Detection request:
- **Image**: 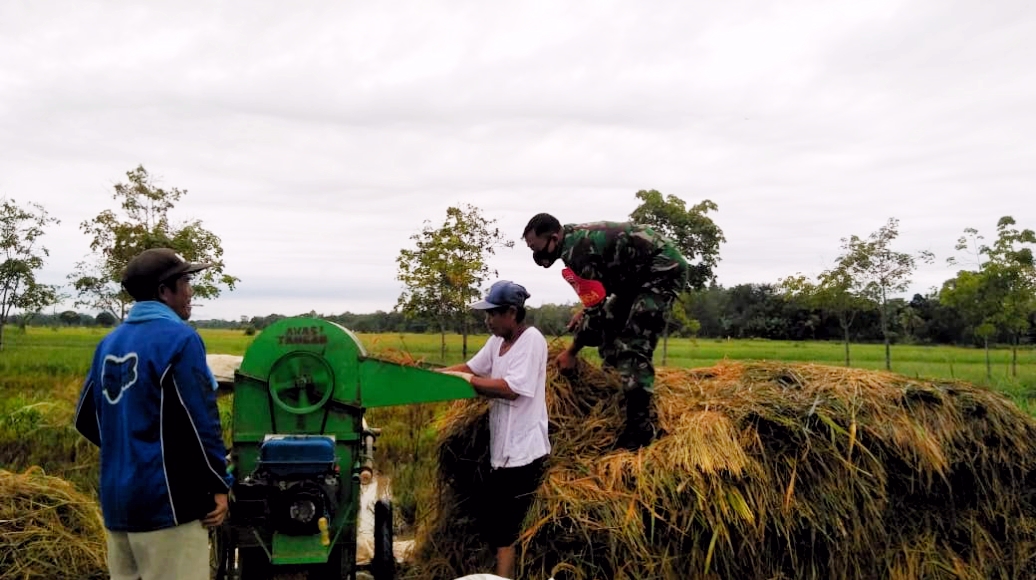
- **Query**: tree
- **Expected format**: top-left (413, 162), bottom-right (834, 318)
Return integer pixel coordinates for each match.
top-left (897, 303), bottom-right (925, 343)
top-left (779, 267), bottom-right (871, 366)
top-left (667, 292), bottom-right (701, 338)
top-left (0, 198), bottom-right (60, 350)
top-left (840, 218), bottom-right (933, 370)
top-left (722, 283), bottom-right (791, 339)
top-left (943, 228), bottom-right (998, 376)
top-left (95, 311), bottom-right (118, 327)
top-left (944, 216), bottom-right (1036, 377)
top-left (69, 165), bottom-right (239, 320)
top-left (940, 270), bottom-right (999, 378)
top-left (684, 285), bottom-right (728, 338)
top-left (906, 292), bottom-right (967, 345)
top-left (527, 303), bottom-right (579, 338)
top-left (395, 204), bottom-right (513, 361)
top-left (983, 217), bottom-right (1036, 377)
top-left (15, 283), bottom-right (61, 331)
top-left (629, 189), bottom-right (725, 289)
top-left (59, 310), bottom-right (81, 326)
top-left (629, 189), bottom-right (725, 362)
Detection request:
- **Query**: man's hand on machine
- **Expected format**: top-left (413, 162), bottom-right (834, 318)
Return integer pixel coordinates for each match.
top-left (440, 370), bottom-right (474, 383)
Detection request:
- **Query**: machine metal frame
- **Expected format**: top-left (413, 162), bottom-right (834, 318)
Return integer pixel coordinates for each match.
top-left (210, 318), bottom-right (475, 579)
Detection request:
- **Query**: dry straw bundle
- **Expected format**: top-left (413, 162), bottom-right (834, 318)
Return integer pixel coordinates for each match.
top-left (410, 354), bottom-right (1036, 580)
top-left (0, 467), bottom-right (106, 580)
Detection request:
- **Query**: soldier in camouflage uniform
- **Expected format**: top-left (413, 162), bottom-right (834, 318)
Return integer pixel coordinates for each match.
top-left (523, 213), bottom-right (688, 450)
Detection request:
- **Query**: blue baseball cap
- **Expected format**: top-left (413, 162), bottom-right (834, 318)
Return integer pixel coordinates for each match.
top-left (470, 280), bottom-right (531, 310)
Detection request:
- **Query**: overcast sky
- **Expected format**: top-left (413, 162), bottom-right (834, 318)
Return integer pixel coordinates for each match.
top-left (2, 0), bottom-right (1033, 321)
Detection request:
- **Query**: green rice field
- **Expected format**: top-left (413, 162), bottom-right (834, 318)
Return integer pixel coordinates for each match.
top-left (3, 325), bottom-right (1034, 409)
top-left (1, 324), bottom-right (1033, 517)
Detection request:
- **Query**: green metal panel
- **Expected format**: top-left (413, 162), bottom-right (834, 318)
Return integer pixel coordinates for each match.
top-left (230, 318), bottom-right (364, 571)
top-left (236, 318), bottom-right (365, 408)
top-left (271, 533), bottom-right (329, 565)
top-left (359, 358), bottom-right (477, 408)
top-left (232, 318), bottom-right (365, 478)
top-left (228, 317), bottom-right (477, 573)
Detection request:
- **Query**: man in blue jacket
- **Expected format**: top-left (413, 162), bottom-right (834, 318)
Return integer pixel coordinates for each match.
top-left (74, 248), bottom-right (232, 580)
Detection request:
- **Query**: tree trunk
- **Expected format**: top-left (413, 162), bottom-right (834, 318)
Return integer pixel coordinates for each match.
top-left (439, 320), bottom-right (447, 362)
top-left (984, 336), bottom-right (991, 380)
top-left (842, 321), bottom-right (851, 367)
top-left (880, 294), bottom-right (891, 371)
top-left (1012, 334), bottom-right (1018, 378)
top-left (462, 317), bottom-right (469, 360)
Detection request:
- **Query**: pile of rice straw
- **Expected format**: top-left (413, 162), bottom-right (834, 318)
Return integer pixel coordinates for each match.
top-left (0, 467), bottom-right (106, 580)
top-left (408, 353), bottom-right (1036, 580)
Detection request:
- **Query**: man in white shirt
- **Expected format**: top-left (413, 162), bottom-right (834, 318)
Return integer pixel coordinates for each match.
top-left (441, 280), bottom-right (551, 579)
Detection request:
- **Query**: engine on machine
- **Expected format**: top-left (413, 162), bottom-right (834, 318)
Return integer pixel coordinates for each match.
top-left (234, 435), bottom-right (341, 539)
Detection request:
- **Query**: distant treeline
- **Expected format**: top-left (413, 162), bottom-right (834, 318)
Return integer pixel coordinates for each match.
top-left (22, 283), bottom-right (1036, 348)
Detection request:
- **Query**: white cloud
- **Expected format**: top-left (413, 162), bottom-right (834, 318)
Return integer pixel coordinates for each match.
top-left (1, 0), bottom-right (1033, 320)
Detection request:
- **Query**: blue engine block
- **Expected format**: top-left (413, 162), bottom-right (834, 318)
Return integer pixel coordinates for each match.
top-left (258, 435), bottom-right (337, 478)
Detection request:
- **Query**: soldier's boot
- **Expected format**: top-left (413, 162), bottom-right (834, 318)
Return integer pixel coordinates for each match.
top-left (615, 389), bottom-right (659, 451)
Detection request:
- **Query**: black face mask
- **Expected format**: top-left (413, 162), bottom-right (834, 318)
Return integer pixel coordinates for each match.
top-left (532, 237), bottom-right (560, 268)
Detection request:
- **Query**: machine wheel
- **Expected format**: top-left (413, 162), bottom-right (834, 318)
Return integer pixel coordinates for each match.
top-left (209, 525), bottom-right (232, 580)
top-left (372, 499), bottom-right (395, 580)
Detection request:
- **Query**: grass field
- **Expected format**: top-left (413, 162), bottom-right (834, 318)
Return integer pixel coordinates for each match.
top-left (2, 324), bottom-right (1034, 523)
top-left (3, 325), bottom-right (1034, 417)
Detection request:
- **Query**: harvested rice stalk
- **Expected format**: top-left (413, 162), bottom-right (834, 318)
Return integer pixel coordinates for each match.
top-left (0, 467), bottom-right (106, 580)
top-left (409, 356), bottom-right (1036, 580)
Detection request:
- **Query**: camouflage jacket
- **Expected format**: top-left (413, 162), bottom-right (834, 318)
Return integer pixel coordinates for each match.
top-left (558, 221), bottom-right (687, 299)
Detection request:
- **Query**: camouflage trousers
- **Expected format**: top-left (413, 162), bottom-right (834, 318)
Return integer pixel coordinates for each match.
top-left (576, 275), bottom-right (683, 395)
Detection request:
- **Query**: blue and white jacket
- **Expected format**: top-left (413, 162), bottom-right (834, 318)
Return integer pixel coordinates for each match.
top-left (74, 301), bottom-right (233, 532)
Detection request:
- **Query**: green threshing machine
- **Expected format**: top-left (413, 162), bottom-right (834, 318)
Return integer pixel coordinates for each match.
top-left (210, 318), bottom-right (476, 579)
